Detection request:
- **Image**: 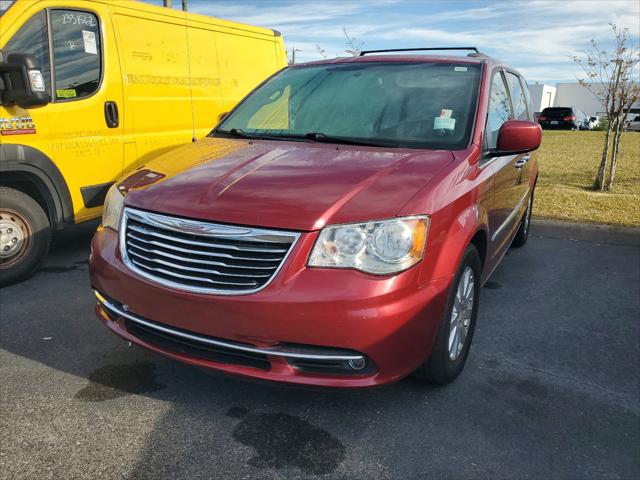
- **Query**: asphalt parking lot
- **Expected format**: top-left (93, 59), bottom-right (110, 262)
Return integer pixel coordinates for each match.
top-left (1, 221), bottom-right (638, 480)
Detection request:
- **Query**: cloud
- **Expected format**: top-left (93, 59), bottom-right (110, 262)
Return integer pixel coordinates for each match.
top-left (156, 0), bottom-right (640, 83)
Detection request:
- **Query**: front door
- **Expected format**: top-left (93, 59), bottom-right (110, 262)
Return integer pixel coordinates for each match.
top-left (484, 69), bottom-right (529, 254)
top-left (45, 5), bottom-right (124, 222)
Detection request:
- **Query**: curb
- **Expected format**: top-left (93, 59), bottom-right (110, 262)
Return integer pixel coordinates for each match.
top-left (531, 219), bottom-right (640, 247)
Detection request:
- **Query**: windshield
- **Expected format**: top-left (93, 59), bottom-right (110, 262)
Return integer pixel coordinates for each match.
top-left (0, 1), bottom-right (14, 16)
top-left (214, 62), bottom-right (481, 150)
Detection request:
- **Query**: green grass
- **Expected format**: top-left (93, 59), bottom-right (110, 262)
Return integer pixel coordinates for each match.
top-left (533, 130), bottom-right (640, 227)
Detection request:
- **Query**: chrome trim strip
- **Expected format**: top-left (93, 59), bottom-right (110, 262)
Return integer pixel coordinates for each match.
top-left (128, 224), bottom-right (289, 253)
top-left (128, 250), bottom-right (271, 278)
top-left (94, 291), bottom-right (364, 362)
top-left (127, 241), bottom-right (276, 270)
top-left (491, 187), bottom-right (531, 242)
top-left (119, 208), bottom-right (301, 296)
top-left (129, 258), bottom-right (259, 286)
top-left (126, 233), bottom-right (282, 262)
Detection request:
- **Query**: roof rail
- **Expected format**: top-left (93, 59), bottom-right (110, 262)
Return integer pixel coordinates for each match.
top-left (359, 47), bottom-right (480, 56)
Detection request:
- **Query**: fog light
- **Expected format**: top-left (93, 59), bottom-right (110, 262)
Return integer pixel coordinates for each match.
top-left (347, 358), bottom-right (366, 370)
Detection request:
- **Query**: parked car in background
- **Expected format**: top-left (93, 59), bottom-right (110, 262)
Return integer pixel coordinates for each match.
top-left (90, 47), bottom-right (541, 388)
top-left (580, 116), bottom-right (599, 130)
top-left (625, 115), bottom-right (640, 132)
top-left (0, 0), bottom-right (287, 286)
top-left (538, 107), bottom-right (587, 130)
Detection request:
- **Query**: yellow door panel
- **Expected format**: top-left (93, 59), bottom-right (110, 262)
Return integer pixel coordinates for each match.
top-left (214, 30), bottom-right (285, 116)
top-left (111, 5), bottom-right (193, 166)
top-left (186, 24), bottom-right (223, 140)
top-left (45, 5), bottom-right (124, 221)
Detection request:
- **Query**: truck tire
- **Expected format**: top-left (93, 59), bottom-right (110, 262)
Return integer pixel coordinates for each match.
top-left (0, 187), bottom-right (51, 287)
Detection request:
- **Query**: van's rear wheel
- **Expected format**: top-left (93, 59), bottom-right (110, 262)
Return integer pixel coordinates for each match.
top-left (511, 189), bottom-right (534, 248)
top-left (0, 187), bottom-right (51, 287)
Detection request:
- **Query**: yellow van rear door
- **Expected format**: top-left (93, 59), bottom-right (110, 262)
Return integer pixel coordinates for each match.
top-left (45, 6), bottom-right (125, 222)
top-left (111, 4), bottom-right (193, 166)
top-left (212, 27), bottom-right (285, 114)
top-left (185, 18), bottom-right (222, 140)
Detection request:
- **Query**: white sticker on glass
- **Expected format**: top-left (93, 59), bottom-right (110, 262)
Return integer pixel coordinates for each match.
top-left (82, 30), bottom-right (97, 55)
top-left (434, 117), bottom-right (456, 130)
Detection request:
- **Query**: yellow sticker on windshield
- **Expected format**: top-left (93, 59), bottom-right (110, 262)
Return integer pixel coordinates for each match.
top-left (56, 89), bottom-right (77, 98)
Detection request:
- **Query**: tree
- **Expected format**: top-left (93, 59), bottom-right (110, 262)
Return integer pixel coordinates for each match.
top-left (316, 44), bottom-right (328, 59)
top-left (343, 28), bottom-right (364, 56)
top-left (573, 24), bottom-right (640, 191)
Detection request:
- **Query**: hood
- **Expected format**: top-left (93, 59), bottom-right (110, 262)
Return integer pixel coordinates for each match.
top-left (124, 138), bottom-right (453, 231)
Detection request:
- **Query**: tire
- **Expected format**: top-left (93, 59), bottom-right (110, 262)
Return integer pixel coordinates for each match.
top-left (414, 244), bottom-right (481, 384)
top-left (0, 187), bottom-right (51, 287)
top-left (511, 188), bottom-right (534, 248)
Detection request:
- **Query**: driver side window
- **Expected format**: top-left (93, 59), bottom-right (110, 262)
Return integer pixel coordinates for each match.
top-left (486, 71), bottom-right (513, 149)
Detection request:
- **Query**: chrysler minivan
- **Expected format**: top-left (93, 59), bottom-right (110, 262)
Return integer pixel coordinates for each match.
top-left (90, 48), bottom-right (541, 387)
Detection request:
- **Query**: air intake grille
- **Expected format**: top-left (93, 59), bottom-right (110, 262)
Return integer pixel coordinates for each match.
top-left (121, 208), bottom-right (299, 294)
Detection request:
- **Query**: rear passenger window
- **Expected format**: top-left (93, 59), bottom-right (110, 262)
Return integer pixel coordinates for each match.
top-left (486, 71), bottom-right (513, 149)
top-left (51, 10), bottom-right (101, 100)
top-left (506, 72), bottom-right (528, 120)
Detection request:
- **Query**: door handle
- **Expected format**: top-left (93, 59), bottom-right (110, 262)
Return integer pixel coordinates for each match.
top-left (104, 101), bottom-right (119, 128)
top-left (515, 155), bottom-right (530, 168)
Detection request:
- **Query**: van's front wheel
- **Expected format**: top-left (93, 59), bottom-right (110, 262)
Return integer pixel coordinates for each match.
top-left (0, 187), bottom-right (51, 287)
top-left (414, 244), bottom-right (481, 384)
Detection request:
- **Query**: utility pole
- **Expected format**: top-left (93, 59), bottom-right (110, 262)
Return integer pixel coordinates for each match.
top-left (291, 47), bottom-right (302, 65)
top-left (163, 0), bottom-right (172, 7)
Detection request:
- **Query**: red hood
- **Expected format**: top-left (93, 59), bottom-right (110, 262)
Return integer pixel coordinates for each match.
top-left (124, 138), bottom-right (453, 231)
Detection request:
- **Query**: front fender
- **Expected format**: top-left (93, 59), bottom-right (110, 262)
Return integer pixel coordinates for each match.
top-left (420, 200), bottom-right (489, 287)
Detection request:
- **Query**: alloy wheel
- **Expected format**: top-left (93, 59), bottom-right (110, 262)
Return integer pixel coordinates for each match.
top-left (448, 266), bottom-right (475, 360)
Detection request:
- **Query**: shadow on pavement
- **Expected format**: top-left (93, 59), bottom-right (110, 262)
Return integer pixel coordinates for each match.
top-left (0, 232), bottom-right (639, 479)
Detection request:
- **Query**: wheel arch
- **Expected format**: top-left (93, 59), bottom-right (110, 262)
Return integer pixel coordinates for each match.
top-left (422, 203), bottom-right (490, 285)
top-left (0, 144), bottom-right (73, 230)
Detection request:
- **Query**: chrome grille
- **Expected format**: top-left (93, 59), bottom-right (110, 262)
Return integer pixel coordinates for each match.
top-left (120, 208), bottom-right (300, 294)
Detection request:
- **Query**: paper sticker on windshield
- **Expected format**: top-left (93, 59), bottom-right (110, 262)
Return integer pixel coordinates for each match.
top-left (455, 66), bottom-right (468, 72)
top-left (82, 30), bottom-right (97, 55)
top-left (56, 89), bottom-right (77, 98)
top-left (440, 109), bottom-right (453, 118)
top-left (434, 117), bottom-right (456, 130)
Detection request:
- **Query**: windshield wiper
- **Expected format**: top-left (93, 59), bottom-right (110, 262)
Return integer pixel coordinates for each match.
top-left (214, 128), bottom-right (262, 139)
top-left (302, 132), bottom-right (400, 148)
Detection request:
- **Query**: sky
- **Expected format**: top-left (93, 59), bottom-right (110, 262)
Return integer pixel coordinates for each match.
top-left (145, 0), bottom-right (640, 85)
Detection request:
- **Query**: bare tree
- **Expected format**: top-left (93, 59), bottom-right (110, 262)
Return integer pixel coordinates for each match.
top-left (573, 24), bottom-right (640, 191)
top-left (343, 27), bottom-right (364, 56)
top-left (316, 44), bottom-right (328, 59)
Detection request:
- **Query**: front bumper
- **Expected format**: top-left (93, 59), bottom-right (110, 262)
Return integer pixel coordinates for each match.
top-left (89, 226), bottom-right (450, 387)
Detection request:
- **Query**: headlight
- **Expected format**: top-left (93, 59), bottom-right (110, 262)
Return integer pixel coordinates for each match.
top-left (102, 183), bottom-right (125, 231)
top-left (308, 216), bottom-right (429, 275)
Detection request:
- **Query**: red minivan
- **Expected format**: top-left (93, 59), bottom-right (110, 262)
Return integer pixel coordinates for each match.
top-left (89, 48), bottom-right (540, 387)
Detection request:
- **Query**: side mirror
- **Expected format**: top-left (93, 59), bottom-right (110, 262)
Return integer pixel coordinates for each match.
top-left (0, 53), bottom-right (50, 108)
top-left (493, 120), bottom-right (542, 156)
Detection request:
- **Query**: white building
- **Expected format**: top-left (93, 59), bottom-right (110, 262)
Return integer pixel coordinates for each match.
top-left (529, 82), bottom-right (640, 118)
top-left (529, 84), bottom-right (556, 112)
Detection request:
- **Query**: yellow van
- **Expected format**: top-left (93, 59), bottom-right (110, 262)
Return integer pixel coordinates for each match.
top-left (0, 0), bottom-right (287, 285)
